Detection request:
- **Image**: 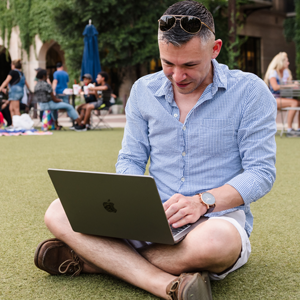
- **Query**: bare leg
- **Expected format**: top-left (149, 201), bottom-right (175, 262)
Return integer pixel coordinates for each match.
top-left (82, 104), bottom-right (94, 125)
top-left (9, 100), bottom-right (21, 123)
top-left (77, 104), bottom-right (89, 124)
top-left (277, 98), bottom-right (298, 128)
top-left (77, 103), bottom-right (85, 115)
top-left (45, 199), bottom-right (242, 299)
top-left (45, 199), bottom-right (175, 299)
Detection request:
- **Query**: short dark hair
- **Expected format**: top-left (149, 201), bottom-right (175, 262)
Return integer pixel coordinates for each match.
top-left (12, 59), bottom-right (22, 69)
top-left (159, 1), bottom-right (215, 47)
top-left (98, 71), bottom-right (108, 82)
top-left (36, 69), bottom-right (47, 80)
top-left (56, 62), bottom-right (63, 68)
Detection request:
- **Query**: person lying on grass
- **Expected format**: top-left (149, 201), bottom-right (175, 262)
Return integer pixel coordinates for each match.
top-left (34, 1), bottom-right (277, 299)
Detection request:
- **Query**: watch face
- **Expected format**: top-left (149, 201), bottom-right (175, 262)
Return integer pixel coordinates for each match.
top-left (202, 192), bottom-right (216, 205)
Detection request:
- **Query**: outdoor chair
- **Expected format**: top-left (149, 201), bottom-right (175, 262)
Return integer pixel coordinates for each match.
top-left (90, 103), bottom-right (112, 129)
top-left (278, 82), bottom-right (300, 137)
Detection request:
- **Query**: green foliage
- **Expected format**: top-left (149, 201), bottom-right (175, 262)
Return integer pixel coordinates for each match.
top-left (295, 0), bottom-right (300, 79)
top-left (284, 0), bottom-right (300, 79)
top-left (205, 0), bottom-right (250, 68)
top-left (284, 17), bottom-right (295, 43)
top-left (0, 0), bottom-right (251, 84)
top-left (0, 0), bottom-right (14, 53)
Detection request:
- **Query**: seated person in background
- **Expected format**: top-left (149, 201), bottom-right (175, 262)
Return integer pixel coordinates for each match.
top-left (34, 69), bottom-right (81, 130)
top-left (76, 74), bottom-right (96, 128)
top-left (34, 68), bottom-right (51, 87)
top-left (264, 52), bottom-right (300, 137)
top-left (75, 71), bottom-right (112, 131)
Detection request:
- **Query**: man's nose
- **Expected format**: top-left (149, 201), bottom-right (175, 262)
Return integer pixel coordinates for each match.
top-left (172, 68), bottom-right (187, 82)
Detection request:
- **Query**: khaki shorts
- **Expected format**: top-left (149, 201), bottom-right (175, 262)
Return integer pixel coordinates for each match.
top-left (128, 210), bottom-right (251, 281)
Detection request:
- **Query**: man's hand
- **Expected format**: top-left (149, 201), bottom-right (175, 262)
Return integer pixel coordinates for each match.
top-left (163, 193), bottom-right (207, 228)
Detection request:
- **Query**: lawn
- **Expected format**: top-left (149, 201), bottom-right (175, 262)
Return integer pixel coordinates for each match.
top-left (0, 130), bottom-right (299, 299)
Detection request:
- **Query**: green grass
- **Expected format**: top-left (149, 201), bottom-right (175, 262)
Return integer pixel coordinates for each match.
top-left (0, 132), bottom-right (299, 299)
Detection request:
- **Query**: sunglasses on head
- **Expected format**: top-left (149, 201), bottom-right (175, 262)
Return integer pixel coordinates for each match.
top-left (158, 15), bottom-right (215, 36)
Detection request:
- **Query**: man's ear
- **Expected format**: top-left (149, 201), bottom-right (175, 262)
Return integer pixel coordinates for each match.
top-left (212, 39), bottom-right (222, 59)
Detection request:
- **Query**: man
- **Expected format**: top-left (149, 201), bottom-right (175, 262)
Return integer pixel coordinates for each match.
top-left (34, 1), bottom-right (276, 299)
top-left (52, 62), bottom-right (69, 122)
top-left (52, 62), bottom-right (69, 102)
top-left (74, 71), bottom-right (112, 131)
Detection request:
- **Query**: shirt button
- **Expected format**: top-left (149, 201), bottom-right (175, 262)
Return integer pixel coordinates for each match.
top-left (182, 152), bottom-right (186, 156)
top-left (181, 177), bottom-right (185, 182)
top-left (174, 114), bottom-right (178, 117)
top-left (183, 126), bottom-right (186, 131)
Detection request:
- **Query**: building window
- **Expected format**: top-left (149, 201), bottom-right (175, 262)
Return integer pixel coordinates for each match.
top-left (149, 59), bottom-right (162, 73)
top-left (285, 0), bottom-right (295, 13)
top-left (238, 36), bottom-right (261, 78)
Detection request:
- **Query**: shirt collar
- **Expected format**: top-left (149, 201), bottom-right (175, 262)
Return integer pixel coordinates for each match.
top-left (154, 59), bottom-right (228, 101)
top-left (211, 59), bottom-right (227, 95)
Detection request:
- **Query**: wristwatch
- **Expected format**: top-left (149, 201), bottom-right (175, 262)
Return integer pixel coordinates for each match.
top-left (198, 192), bottom-right (216, 214)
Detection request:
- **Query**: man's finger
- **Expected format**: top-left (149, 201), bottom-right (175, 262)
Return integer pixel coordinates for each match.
top-left (165, 202), bottom-right (182, 220)
top-left (171, 214), bottom-right (195, 228)
top-left (167, 207), bottom-right (188, 224)
top-left (172, 213), bottom-right (201, 228)
top-left (163, 193), bottom-right (182, 211)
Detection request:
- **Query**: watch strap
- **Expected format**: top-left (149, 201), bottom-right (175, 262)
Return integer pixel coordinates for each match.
top-left (198, 193), bottom-right (216, 214)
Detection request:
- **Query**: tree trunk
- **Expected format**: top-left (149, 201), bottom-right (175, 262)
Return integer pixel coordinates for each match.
top-left (228, 0), bottom-right (236, 46)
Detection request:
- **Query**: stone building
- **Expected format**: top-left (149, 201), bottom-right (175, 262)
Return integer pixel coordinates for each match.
top-left (238, 0), bottom-right (296, 78)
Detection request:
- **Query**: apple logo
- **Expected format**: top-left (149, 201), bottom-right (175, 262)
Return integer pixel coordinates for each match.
top-left (103, 199), bottom-right (117, 213)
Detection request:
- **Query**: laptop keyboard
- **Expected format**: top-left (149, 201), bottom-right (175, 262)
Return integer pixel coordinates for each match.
top-left (170, 224), bottom-right (191, 237)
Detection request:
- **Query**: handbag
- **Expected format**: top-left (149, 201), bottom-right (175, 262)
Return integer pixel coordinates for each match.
top-left (42, 110), bottom-right (55, 131)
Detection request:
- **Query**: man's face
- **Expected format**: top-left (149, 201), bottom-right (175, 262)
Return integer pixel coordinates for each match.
top-left (97, 74), bottom-right (103, 84)
top-left (83, 78), bottom-right (91, 85)
top-left (159, 37), bottom-right (217, 95)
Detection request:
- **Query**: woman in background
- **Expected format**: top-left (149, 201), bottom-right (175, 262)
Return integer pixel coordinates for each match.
top-left (0, 59), bottom-right (30, 126)
top-left (264, 52), bottom-right (300, 135)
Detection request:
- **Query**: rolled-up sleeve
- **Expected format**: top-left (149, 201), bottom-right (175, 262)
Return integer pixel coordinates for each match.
top-left (115, 82), bottom-right (150, 175)
top-left (226, 79), bottom-right (277, 205)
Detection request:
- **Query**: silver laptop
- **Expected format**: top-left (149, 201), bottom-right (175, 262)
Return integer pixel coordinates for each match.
top-left (48, 169), bottom-right (207, 245)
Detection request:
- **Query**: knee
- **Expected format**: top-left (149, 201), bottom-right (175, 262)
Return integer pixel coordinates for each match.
top-left (44, 199), bottom-right (69, 237)
top-left (291, 100), bottom-right (298, 107)
top-left (188, 220), bottom-right (241, 270)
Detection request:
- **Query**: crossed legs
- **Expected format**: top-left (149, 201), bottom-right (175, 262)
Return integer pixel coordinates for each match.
top-left (77, 103), bottom-right (94, 126)
top-left (44, 199), bottom-right (242, 299)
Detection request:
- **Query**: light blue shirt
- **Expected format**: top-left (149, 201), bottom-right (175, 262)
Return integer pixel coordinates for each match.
top-left (116, 59), bottom-right (277, 237)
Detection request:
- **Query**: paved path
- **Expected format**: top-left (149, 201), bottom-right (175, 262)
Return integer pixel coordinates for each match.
top-left (32, 113), bottom-right (127, 129)
top-left (32, 111), bottom-right (296, 131)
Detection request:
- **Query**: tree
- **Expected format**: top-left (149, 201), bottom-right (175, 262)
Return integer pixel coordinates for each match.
top-left (0, 0), bottom-right (250, 92)
top-left (284, 0), bottom-right (300, 79)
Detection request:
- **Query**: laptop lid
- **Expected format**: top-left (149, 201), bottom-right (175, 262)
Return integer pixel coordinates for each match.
top-left (48, 169), bottom-right (177, 245)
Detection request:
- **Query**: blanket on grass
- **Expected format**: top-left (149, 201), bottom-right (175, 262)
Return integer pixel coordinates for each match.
top-left (0, 129), bottom-right (53, 136)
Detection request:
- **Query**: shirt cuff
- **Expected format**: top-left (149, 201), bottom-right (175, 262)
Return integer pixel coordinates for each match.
top-left (226, 172), bottom-right (263, 206)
